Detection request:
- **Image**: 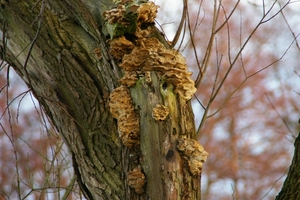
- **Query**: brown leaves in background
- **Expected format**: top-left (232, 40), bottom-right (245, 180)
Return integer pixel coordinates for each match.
top-left (0, 67), bottom-right (81, 199)
top-left (157, 0), bottom-right (300, 199)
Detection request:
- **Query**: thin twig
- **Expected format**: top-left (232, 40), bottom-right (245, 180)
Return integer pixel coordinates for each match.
top-left (196, 0), bottom-right (295, 136)
top-left (214, 0), bottom-right (241, 33)
top-left (23, 0), bottom-right (46, 89)
top-left (278, 3), bottom-right (300, 52)
top-left (195, 0), bottom-right (223, 88)
top-left (181, 0), bottom-right (205, 52)
top-left (265, 93), bottom-right (296, 138)
top-left (206, 32), bottom-right (298, 119)
top-left (186, 0), bottom-right (203, 80)
top-left (172, 0), bottom-right (188, 47)
top-left (197, 43), bottom-right (222, 136)
top-left (0, 90), bottom-right (31, 120)
top-left (261, 0), bottom-right (290, 24)
top-left (259, 168), bottom-right (289, 199)
top-left (4, 66), bottom-right (22, 199)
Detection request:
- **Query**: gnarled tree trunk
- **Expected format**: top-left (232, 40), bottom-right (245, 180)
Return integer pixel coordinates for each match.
top-left (0, 0), bottom-right (208, 199)
top-left (276, 132), bottom-right (300, 200)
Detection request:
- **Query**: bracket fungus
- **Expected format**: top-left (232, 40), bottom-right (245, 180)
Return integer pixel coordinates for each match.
top-left (119, 71), bottom-right (138, 87)
top-left (127, 168), bottom-right (146, 194)
top-left (109, 36), bottom-right (134, 60)
top-left (137, 2), bottom-right (159, 24)
top-left (177, 138), bottom-right (209, 176)
top-left (103, 5), bottom-right (126, 25)
top-left (120, 37), bottom-right (197, 100)
top-left (109, 86), bottom-right (140, 147)
top-left (103, 1), bottom-right (159, 39)
top-left (105, 1), bottom-right (196, 100)
top-left (152, 104), bottom-right (169, 121)
top-left (106, 0), bottom-right (197, 150)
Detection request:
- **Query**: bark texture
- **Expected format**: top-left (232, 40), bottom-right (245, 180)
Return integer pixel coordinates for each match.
top-left (276, 132), bottom-right (300, 200)
top-left (0, 0), bottom-right (203, 199)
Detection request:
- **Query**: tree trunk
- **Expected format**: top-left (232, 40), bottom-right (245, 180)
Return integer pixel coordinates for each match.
top-left (0, 0), bottom-right (208, 199)
top-left (276, 132), bottom-right (300, 200)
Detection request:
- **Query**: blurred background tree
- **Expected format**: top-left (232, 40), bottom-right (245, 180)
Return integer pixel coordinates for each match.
top-left (1, 0), bottom-right (300, 199)
top-left (156, 0), bottom-right (300, 199)
top-left (0, 67), bottom-right (83, 199)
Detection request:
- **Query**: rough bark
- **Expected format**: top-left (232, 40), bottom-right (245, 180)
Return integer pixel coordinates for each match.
top-left (276, 132), bottom-right (300, 200)
top-left (0, 0), bottom-right (204, 199)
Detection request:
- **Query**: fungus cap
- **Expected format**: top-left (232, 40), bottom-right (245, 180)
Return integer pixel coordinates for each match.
top-left (152, 104), bottom-right (169, 121)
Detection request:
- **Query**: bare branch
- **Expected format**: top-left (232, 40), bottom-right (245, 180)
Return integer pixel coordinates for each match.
top-left (197, 44), bottom-right (222, 136)
top-left (23, 0), bottom-right (46, 89)
top-left (196, 0), bottom-right (296, 136)
top-left (205, 32), bottom-right (298, 120)
top-left (172, 0), bottom-right (188, 47)
top-left (214, 0), bottom-right (241, 33)
top-left (259, 168), bottom-right (288, 200)
top-left (279, 3), bottom-right (300, 52)
top-left (265, 93), bottom-right (296, 138)
top-left (195, 0), bottom-right (222, 88)
top-left (261, 0), bottom-right (290, 24)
